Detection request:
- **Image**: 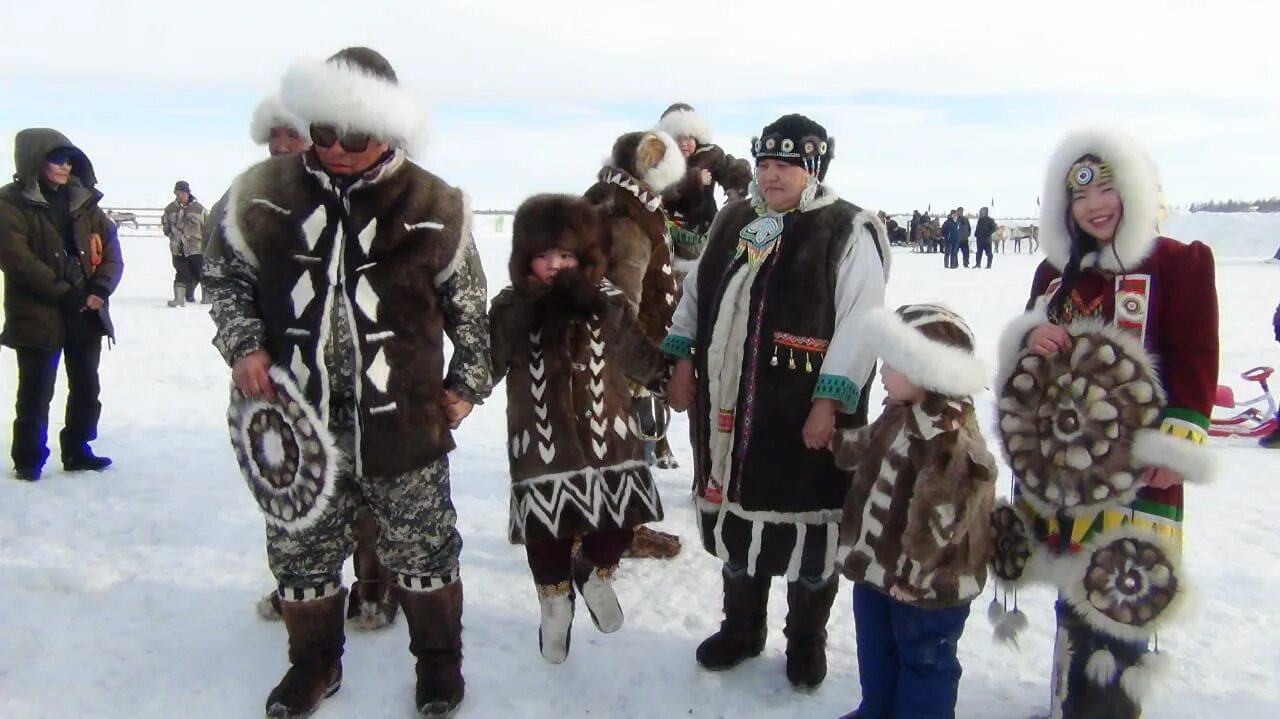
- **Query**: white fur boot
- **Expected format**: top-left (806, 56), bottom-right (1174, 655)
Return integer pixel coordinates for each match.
top-left (575, 564), bottom-right (623, 633)
top-left (537, 583), bottom-right (574, 664)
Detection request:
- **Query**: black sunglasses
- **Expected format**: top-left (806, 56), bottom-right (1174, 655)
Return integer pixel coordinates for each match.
top-left (309, 125), bottom-right (371, 153)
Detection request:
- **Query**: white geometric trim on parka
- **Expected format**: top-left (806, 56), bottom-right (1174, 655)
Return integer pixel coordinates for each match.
top-left (509, 460), bottom-right (662, 541)
top-left (860, 304), bottom-right (987, 398)
top-left (1038, 126), bottom-right (1164, 273)
top-left (231, 366), bottom-right (341, 536)
top-left (280, 57), bottom-right (429, 157)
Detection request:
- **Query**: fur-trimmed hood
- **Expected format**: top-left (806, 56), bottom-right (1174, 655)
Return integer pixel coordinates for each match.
top-left (509, 193), bottom-right (606, 294)
top-left (250, 94), bottom-right (305, 145)
top-left (656, 107), bottom-right (712, 144)
top-left (1039, 127), bottom-right (1164, 272)
top-left (280, 52), bottom-right (427, 157)
top-left (605, 130), bottom-right (685, 194)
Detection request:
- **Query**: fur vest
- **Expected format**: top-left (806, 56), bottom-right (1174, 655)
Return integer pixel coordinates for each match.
top-left (220, 150), bottom-right (472, 477)
top-left (585, 168), bottom-right (677, 344)
top-left (490, 276), bottom-right (668, 544)
top-left (832, 397), bottom-right (996, 608)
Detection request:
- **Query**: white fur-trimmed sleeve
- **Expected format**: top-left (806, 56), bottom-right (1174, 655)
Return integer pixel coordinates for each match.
top-left (820, 224), bottom-right (888, 409)
top-left (995, 299), bottom-right (1049, 391)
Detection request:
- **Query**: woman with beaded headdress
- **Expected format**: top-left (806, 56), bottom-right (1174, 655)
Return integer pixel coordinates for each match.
top-left (994, 128), bottom-right (1219, 719)
top-left (664, 113), bottom-right (890, 690)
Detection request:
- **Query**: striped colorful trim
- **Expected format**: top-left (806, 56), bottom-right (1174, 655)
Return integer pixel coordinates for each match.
top-left (813, 374), bottom-right (860, 413)
top-left (717, 410), bottom-right (735, 433)
top-left (773, 332), bottom-right (829, 353)
top-left (660, 334), bottom-right (694, 359)
top-left (1161, 407), bottom-right (1211, 433)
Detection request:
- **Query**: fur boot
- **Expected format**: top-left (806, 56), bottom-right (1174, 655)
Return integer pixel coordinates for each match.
top-left (346, 508), bottom-right (398, 630)
top-left (400, 581), bottom-right (466, 718)
top-left (258, 590), bottom-right (283, 621)
top-left (696, 565), bottom-right (770, 670)
top-left (265, 589), bottom-right (345, 719)
top-left (783, 576), bottom-right (839, 690)
top-left (572, 557), bottom-right (622, 633)
top-left (536, 582), bottom-right (575, 663)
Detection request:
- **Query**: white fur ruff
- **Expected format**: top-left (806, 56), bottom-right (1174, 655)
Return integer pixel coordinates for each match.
top-left (995, 301), bottom-right (1049, 391)
top-left (1038, 127), bottom-right (1164, 272)
top-left (656, 108), bottom-right (712, 143)
top-left (641, 131), bottom-right (687, 193)
top-left (250, 94), bottom-right (305, 145)
top-left (280, 58), bottom-right (428, 157)
top-left (1085, 648), bottom-right (1119, 685)
top-left (862, 306), bottom-right (987, 397)
top-left (1132, 428), bottom-right (1217, 484)
top-left (1119, 651), bottom-right (1170, 704)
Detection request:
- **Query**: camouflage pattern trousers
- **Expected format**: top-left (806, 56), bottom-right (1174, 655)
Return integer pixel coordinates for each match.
top-left (265, 317), bottom-right (462, 597)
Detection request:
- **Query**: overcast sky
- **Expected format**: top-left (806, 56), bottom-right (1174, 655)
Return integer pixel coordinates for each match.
top-left (2, 0), bottom-right (1277, 216)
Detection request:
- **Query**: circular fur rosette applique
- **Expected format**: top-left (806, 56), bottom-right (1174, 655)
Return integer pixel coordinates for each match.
top-left (227, 366), bottom-right (338, 533)
top-left (989, 500), bottom-right (1039, 587)
top-left (997, 320), bottom-right (1165, 518)
top-left (1060, 527), bottom-right (1183, 643)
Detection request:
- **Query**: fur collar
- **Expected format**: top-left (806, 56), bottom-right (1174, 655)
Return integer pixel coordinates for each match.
top-left (596, 167), bottom-right (664, 212)
top-left (1038, 127), bottom-right (1164, 272)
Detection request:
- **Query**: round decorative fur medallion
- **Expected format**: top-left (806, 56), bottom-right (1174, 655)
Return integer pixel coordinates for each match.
top-left (1061, 527), bottom-right (1183, 642)
top-left (990, 501), bottom-right (1035, 585)
top-left (227, 367), bottom-right (337, 533)
top-left (997, 320), bottom-right (1166, 517)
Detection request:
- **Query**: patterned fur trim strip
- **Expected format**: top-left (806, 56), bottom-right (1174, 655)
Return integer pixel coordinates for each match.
top-left (396, 570), bottom-right (460, 593)
top-left (509, 461), bottom-right (662, 542)
top-left (279, 580), bottom-right (343, 603)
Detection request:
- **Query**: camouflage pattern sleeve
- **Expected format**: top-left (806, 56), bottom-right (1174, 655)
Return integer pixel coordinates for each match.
top-left (204, 221), bottom-right (267, 366)
top-left (439, 239), bottom-right (493, 405)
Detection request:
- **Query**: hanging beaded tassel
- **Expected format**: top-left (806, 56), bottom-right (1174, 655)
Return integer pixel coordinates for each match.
top-left (770, 346), bottom-right (780, 367)
top-left (804, 352), bottom-right (813, 373)
top-left (788, 348), bottom-right (796, 370)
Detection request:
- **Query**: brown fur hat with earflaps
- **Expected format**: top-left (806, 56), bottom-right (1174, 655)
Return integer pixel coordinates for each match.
top-left (510, 193), bottom-right (607, 295)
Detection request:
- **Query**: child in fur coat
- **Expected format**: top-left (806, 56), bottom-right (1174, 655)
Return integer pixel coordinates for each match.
top-left (829, 304), bottom-right (997, 719)
top-left (489, 194), bottom-right (671, 664)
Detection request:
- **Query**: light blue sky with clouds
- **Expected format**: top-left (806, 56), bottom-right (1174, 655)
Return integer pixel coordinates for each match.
top-left (3, 0), bottom-right (1277, 216)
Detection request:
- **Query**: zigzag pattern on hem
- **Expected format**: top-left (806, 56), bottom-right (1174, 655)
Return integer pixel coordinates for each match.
top-left (509, 460), bottom-right (661, 542)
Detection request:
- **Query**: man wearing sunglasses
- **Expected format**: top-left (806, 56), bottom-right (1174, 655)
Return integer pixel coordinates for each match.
top-left (0, 129), bottom-right (124, 481)
top-left (204, 47), bottom-right (490, 719)
top-left (204, 94), bottom-right (399, 633)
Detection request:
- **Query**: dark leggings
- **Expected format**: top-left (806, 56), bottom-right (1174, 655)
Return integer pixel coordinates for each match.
top-left (525, 529), bottom-right (634, 585)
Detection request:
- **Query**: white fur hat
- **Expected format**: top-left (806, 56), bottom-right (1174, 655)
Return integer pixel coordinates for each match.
top-left (249, 94), bottom-right (305, 145)
top-left (863, 304), bottom-right (987, 397)
top-left (279, 47), bottom-right (427, 157)
top-left (657, 102), bottom-right (712, 144)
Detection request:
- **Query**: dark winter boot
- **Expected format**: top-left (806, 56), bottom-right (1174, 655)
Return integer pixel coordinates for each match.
top-left (265, 589), bottom-right (345, 719)
top-left (1260, 423), bottom-right (1280, 449)
top-left (13, 466), bottom-right (42, 481)
top-left (400, 581), bottom-right (466, 718)
top-left (536, 581), bottom-right (575, 663)
top-left (167, 283), bottom-right (186, 307)
top-left (696, 565), bottom-right (770, 671)
top-left (783, 575), bottom-right (839, 690)
top-left (61, 445), bottom-right (112, 472)
top-left (653, 436), bottom-right (680, 469)
top-left (347, 509), bottom-right (398, 630)
top-left (572, 555), bottom-right (623, 633)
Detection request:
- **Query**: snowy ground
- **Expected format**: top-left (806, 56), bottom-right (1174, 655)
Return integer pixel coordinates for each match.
top-left (1, 212), bottom-right (1277, 718)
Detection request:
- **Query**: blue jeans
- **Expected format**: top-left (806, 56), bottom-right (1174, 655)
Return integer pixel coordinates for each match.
top-left (851, 584), bottom-right (970, 719)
